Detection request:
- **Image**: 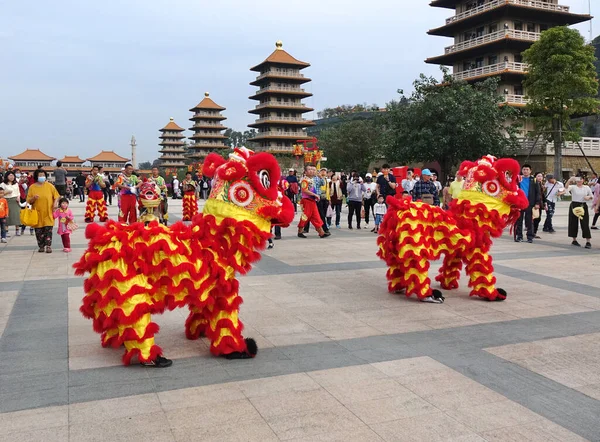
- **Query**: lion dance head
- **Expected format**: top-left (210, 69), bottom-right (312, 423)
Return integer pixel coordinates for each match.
top-left (455, 155), bottom-right (529, 229)
top-left (202, 147), bottom-right (295, 228)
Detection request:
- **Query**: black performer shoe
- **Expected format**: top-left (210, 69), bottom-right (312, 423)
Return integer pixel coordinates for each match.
top-left (141, 355), bottom-right (173, 368)
top-left (320, 232), bottom-right (331, 238)
top-left (572, 240), bottom-right (581, 247)
top-left (274, 235), bottom-right (282, 240)
top-left (298, 233), bottom-right (307, 238)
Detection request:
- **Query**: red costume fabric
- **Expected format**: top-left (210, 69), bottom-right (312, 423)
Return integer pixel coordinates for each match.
top-left (182, 191), bottom-right (198, 221)
top-left (119, 194), bottom-right (137, 224)
top-left (298, 199), bottom-right (322, 230)
top-left (84, 190), bottom-right (108, 223)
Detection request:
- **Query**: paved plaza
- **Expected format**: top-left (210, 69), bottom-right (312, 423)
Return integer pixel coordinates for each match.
top-left (1, 199), bottom-right (600, 441)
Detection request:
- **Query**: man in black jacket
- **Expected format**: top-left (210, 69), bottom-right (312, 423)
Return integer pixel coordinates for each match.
top-left (514, 164), bottom-right (542, 243)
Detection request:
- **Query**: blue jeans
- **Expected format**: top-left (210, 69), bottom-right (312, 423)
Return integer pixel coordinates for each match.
top-left (543, 201), bottom-right (556, 231)
top-left (0, 217), bottom-right (6, 239)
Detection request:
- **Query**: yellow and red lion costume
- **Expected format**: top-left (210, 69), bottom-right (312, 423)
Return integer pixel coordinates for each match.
top-left (74, 147), bottom-right (294, 365)
top-left (377, 155), bottom-right (528, 303)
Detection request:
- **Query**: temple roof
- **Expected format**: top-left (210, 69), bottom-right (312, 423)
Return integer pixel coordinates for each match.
top-left (250, 41), bottom-right (310, 72)
top-left (9, 149), bottom-right (56, 161)
top-left (160, 117), bottom-right (185, 131)
top-left (59, 155), bottom-right (85, 163)
top-left (87, 150), bottom-right (130, 162)
top-left (190, 93), bottom-right (226, 111)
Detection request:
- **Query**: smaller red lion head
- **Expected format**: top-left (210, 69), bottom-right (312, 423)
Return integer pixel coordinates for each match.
top-left (203, 147), bottom-right (294, 226)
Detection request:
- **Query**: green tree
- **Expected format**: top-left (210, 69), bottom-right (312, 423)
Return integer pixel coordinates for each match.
top-left (383, 73), bottom-right (520, 179)
top-left (137, 161), bottom-right (152, 170)
top-left (317, 103), bottom-right (379, 119)
top-left (523, 27), bottom-right (599, 178)
top-left (319, 118), bottom-right (384, 173)
top-left (224, 129), bottom-right (257, 147)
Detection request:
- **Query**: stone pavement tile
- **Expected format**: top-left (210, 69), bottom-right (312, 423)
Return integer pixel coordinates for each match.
top-left (346, 391), bottom-right (437, 425)
top-left (0, 387), bottom-right (68, 414)
top-left (69, 393), bottom-right (162, 424)
top-left (575, 383), bottom-right (600, 401)
top-left (69, 378), bottom-right (157, 405)
top-left (322, 377), bottom-right (413, 406)
top-left (2, 426), bottom-right (69, 442)
top-left (165, 398), bottom-right (262, 429)
top-left (371, 356), bottom-right (447, 379)
top-left (0, 405), bottom-right (68, 434)
top-left (171, 420), bottom-right (278, 442)
top-left (321, 325), bottom-right (381, 340)
top-left (69, 411), bottom-right (173, 442)
top-left (249, 387), bottom-right (340, 418)
top-left (445, 399), bottom-right (543, 433)
top-left (419, 316), bottom-right (480, 330)
top-left (423, 384), bottom-right (506, 412)
top-left (480, 419), bottom-right (588, 442)
top-left (265, 331), bottom-right (329, 347)
top-left (237, 372), bottom-right (321, 399)
top-left (308, 364), bottom-right (389, 388)
top-left (286, 427), bottom-right (384, 442)
top-left (461, 311), bottom-right (522, 324)
top-left (158, 383), bottom-right (246, 411)
top-left (370, 412), bottom-right (484, 442)
top-left (265, 406), bottom-right (366, 441)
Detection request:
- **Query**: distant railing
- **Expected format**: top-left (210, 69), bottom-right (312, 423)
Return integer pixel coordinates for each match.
top-left (445, 29), bottom-right (539, 54)
top-left (504, 94), bottom-right (530, 104)
top-left (255, 101), bottom-right (308, 109)
top-left (252, 131), bottom-right (307, 138)
top-left (255, 70), bottom-right (305, 80)
top-left (518, 137), bottom-right (600, 156)
top-left (256, 86), bottom-right (306, 94)
top-left (253, 117), bottom-right (309, 124)
top-left (452, 61), bottom-right (528, 81)
top-left (446, 0), bottom-right (570, 25)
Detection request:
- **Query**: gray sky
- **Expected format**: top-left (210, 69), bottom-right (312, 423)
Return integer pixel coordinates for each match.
top-left (0, 0), bottom-right (595, 163)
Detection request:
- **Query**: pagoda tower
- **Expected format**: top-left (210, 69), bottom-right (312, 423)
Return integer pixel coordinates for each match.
top-left (248, 41), bottom-right (315, 153)
top-left (158, 118), bottom-right (187, 168)
top-left (188, 92), bottom-right (228, 159)
top-left (426, 0), bottom-right (591, 106)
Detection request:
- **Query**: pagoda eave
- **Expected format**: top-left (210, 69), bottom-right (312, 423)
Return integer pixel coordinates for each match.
top-left (248, 106), bottom-right (313, 115)
top-left (159, 135), bottom-right (185, 140)
top-left (250, 76), bottom-right (311, 86)
top-left (248, 120), bottom-right (316, 129)
top-left (250, 134), bottom-right (309, 141)
top-left (248, 91), bottom-right (313, 100)
top-left (189, 145), bottom-right (228, 150)
top-left (189, 106), bottom-right (226, 112)
top-left (190, 115), bottom-right (227, 121)
top-left (426, 38), bottom-right (534, 66)
top-left (250, 61), bottom-right (310, 72)
top-left (189, 125), bottom-right (226, 131)
top-left (429, 0), bottom-right (456, 9)
top-left (428, 8), bottom-right (592, 37)
top-left (189, 134), bottom-right (228, 139)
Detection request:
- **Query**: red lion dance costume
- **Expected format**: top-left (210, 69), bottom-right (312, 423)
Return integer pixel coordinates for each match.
top-left (182, 179), bottom-right (198, 221)
top-left (74, 147), bottom-right (294, 367)
top-left (378, 155), bottom-right (528, 303)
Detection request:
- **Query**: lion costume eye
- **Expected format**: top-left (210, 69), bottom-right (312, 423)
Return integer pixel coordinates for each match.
top-left (259, 169), bottom-right (270, 189)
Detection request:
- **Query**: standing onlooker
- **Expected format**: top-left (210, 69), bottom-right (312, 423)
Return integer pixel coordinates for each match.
top-left (449, 173), bottom-right (464, 200)
top-left (590, 179), bottom-right (600, 230)
top-left (172, 176), bottom-right (180, 199)
top-left (27, 169), bottom-right (59, 253)
top-left (53, 161), bottom-right (68, 197)
top-left (432, 172), bottom-right (443, 203)
top-left (376, 164), bottom-right (397, 202)
top-left (347, 172), bottom-right (366, 229)
top-left (201, 177), bottom-right (210, 200)
top-left (1, 171), bottom-right (22, 237)
top-left (565, 176), bottom-right (593, 248)
top-left (363, 173), bottom-right (377, 228)
top-left (329, 175), bottom-right (343, 229)
top-left (373, 195), bottom-right (387, 233)
top-left (412, 169), bottom-right (439, 206)
top-left (53, 197), bottom-right (74, 253)
top-left (514, 164), bottom-right (541, 243)
top-left (401, 169), bottom-right (416, 196)
top-left (285, 169), bottom-right (299, 213)
top-left (315, 168), bottom-right (330, 234)
top-left (588, 173), bottom-right (598, 187)
top-left (103, 171), bottom-right (113, 206)
top-left (75, 171), bottom-right (86, 202)
top-left (532, 172), bottom-right (547, 238)
top-left (442, 178), bottom-right (453, 210)
top-left (0, 189), bottom-right (8, 243)
top-left (542, 174), bottom-right (565, 233)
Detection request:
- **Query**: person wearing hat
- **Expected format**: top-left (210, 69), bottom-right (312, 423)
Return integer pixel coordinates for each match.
top-left (285, 168), bottom-right (299, 213)
top-left (412, 169), bottom-right (439, 206)
top-left (363, 172), bottom-right (377, 228)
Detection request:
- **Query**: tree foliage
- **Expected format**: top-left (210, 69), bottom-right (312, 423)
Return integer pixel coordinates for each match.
top-left (523, 26), bottom-right (599, 141)
top-left (137, 161), bottom-right (153, 170)
top-left (224, 129), bottom-right (257, 147)
top-left (317, 103), bottom-right (379, 119)
top-left (319, 118), bottom-right (383, 173)
top-left (382, 73), bottom-right (520, 178)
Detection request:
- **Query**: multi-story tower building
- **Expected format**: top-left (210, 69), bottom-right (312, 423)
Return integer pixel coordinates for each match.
top-left (159, 118), bottom-right (187, 168)
top-left (188, 93), bottom-right (228, 159)
top-left (248, 41), bottom-right (316, 153)
top-left (426, 0), bottom-right (591, 107)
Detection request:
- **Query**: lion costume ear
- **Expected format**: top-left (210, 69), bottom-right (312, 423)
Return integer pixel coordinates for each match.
top-left (203, 153), bottom-right (226, 178)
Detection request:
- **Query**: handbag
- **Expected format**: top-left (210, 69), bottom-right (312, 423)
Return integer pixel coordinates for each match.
top-left (20, 205), bottom-right (39, 227)
top-left (532, 207), bottom-right (540, 219)
top-left (326, 204), bottom-right (334, 218)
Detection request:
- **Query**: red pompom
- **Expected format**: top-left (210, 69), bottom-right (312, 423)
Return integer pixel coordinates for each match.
top-left (203, 153), bottom-right (226, 178)
top-left (246, 153), bottom-right (280, 200)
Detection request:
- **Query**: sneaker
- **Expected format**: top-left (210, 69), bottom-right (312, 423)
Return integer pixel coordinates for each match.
top-left (542, 228), bottom-right (550, 232)
top-left (572, 240), bottom-right (581, 247)
top-left (514, 237), bottom-right (523, 242)
top-left (549, 230), bottom-right (556, 234)
top-left (421, 296), bottom-right (444, 304)
top-left (592, 226), bottom-right (599, 230)
top-left (267, 243), bottom-right (274, 249)
top-left (585, 242), bottom-right (592, 249)
top-left (527, 238), bottom-right (533, 243)
top-left (15, 231), bottom-right (21, 237)
top-left (322, 231), bottom-right (331, 237)
top-left (0, 238), bottom-right (7, 243)
top-left (64, 248), bottom-right (71, 253)
top-left (335, 225), bottom-right (341, 229)
top-left (46, 246), bottom-right (52, 253)
top-left (297, 233), bottom-right (307, 239)
top-left (273, 236), bottom-right (281, 240)
top-left (38, 247), bottom-right (45, 253)
top-left (30, 230), bottom-right (34, 235)
top-left (348, 226), bottom-right (353, 230)
top-left (534, 235), bottom-right (541, 239)
top-left (141, 355), bottom-right (173, 368)
top-left (357, 226), bottom-right (362, 230)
